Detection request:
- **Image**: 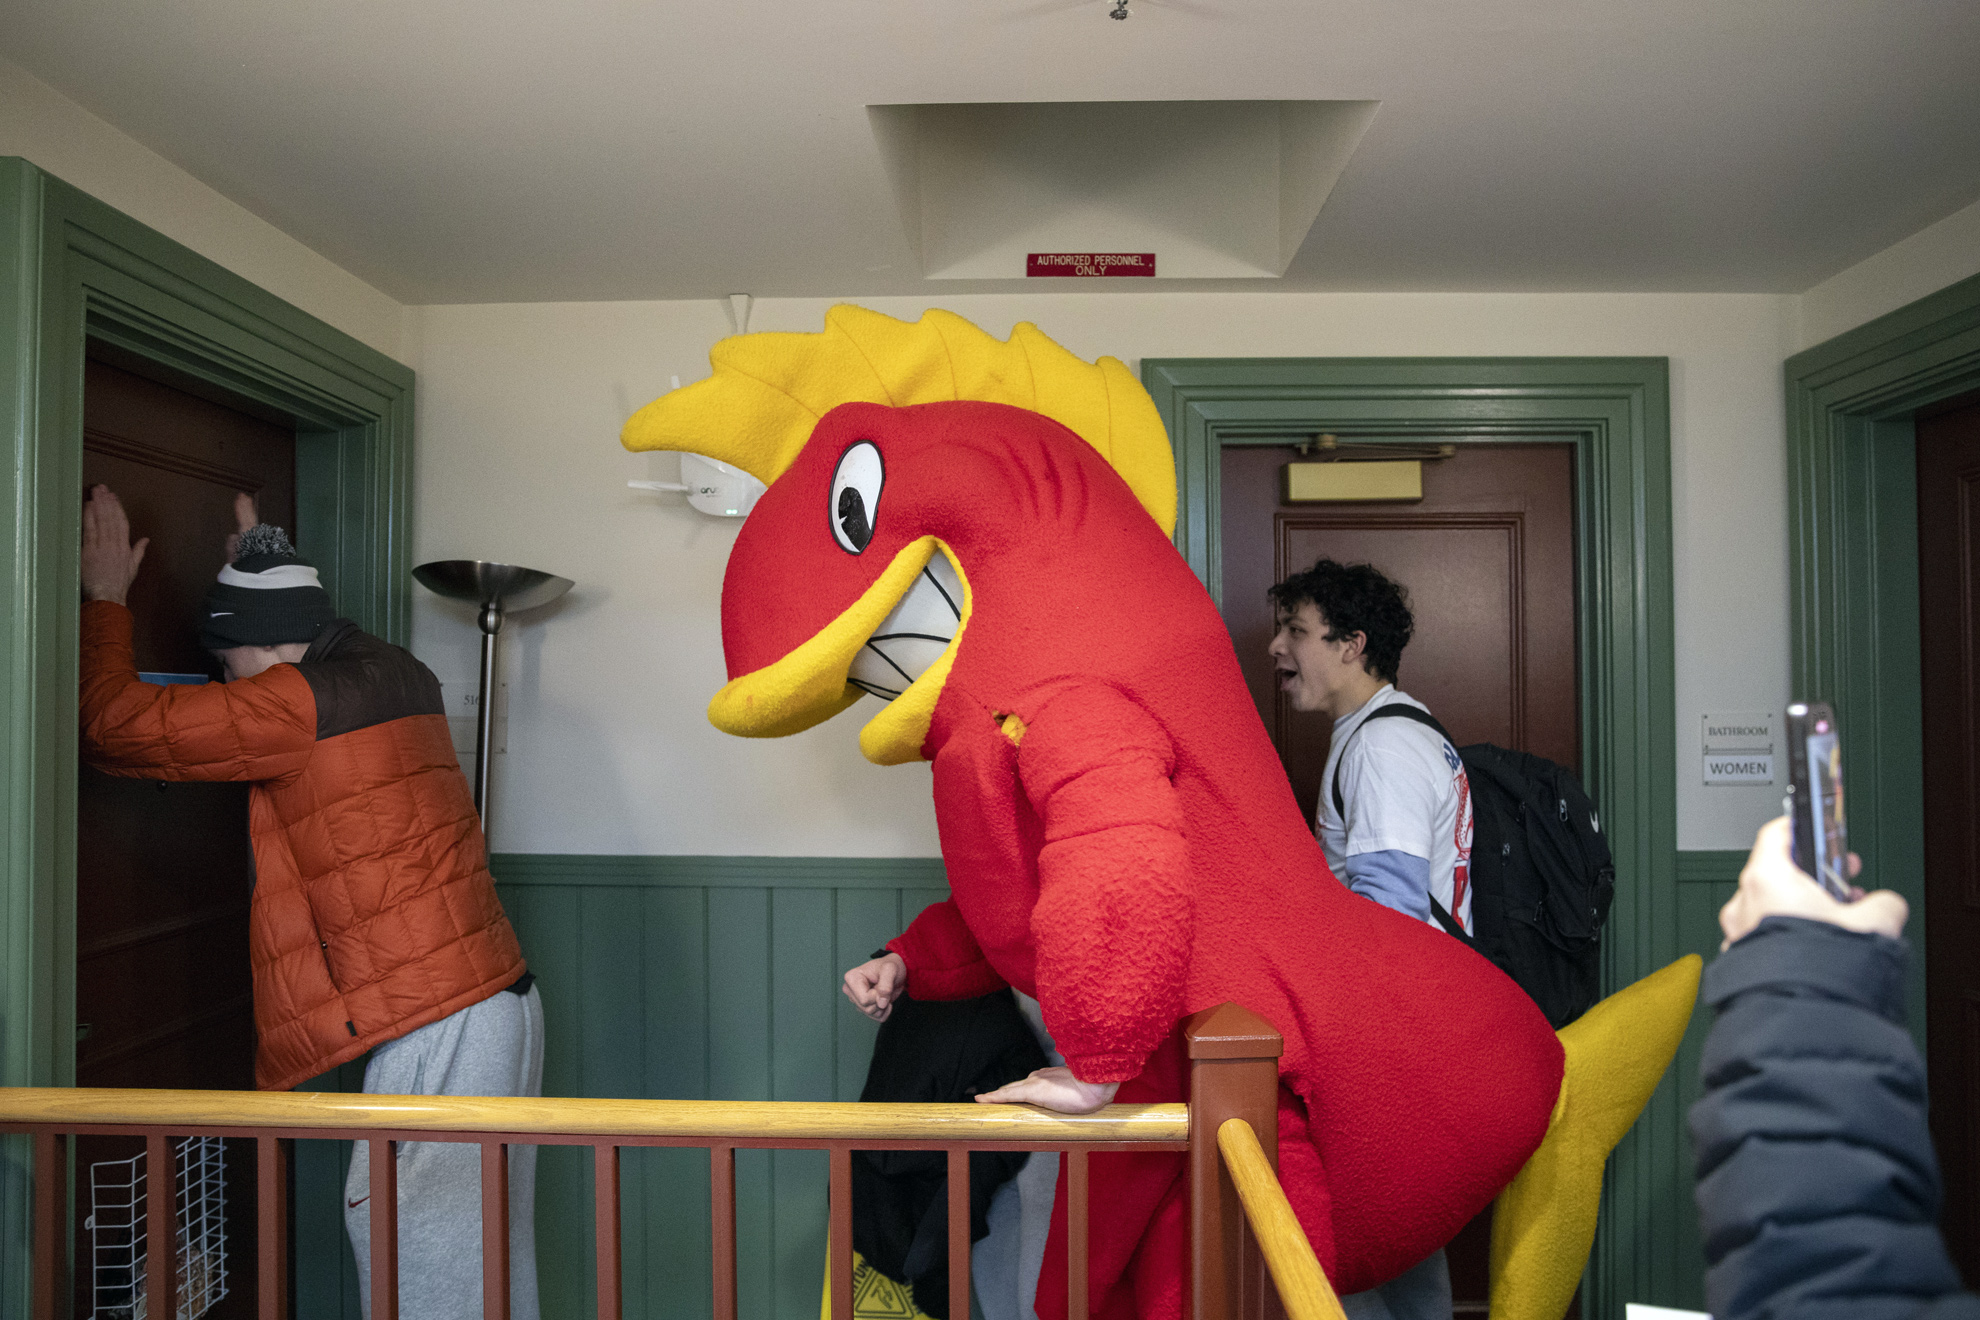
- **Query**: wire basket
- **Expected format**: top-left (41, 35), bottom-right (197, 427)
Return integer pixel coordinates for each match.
top-left (86, 1136), bottom-right (229, 1320)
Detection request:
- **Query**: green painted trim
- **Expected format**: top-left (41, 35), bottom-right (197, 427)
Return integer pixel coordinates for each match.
top-left (0, 156), bottom-right (413, 1316)
top-left (1142, 355), bottom-right (1677, 1317)
top-left (492, 855), bottom-right (950, 889)
top-left (1785, 269), bottom-right (1980, 1042)
top-left (1675, 851), bottom-right (1746, 886)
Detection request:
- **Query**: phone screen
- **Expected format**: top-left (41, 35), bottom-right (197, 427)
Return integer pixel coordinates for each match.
top-left (1802, 717), bottom-right (1848, 897)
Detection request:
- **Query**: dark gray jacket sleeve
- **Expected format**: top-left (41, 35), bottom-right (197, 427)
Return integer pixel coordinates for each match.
top-left (1691, 917), bottom-right (1980, 1320)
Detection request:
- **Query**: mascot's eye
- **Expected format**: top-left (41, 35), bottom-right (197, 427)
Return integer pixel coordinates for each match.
top-left (830, 441), bottom-right (884, 554)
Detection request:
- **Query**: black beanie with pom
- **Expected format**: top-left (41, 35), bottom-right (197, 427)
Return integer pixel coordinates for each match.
top-left (198, 524), bottom-right (336, 651)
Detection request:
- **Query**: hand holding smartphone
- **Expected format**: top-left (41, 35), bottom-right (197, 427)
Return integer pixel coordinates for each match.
top-left (1785, 701), bottom-right (1852, 900)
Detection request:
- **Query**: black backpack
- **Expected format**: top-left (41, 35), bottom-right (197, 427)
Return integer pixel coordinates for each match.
top-left (1331, 703), bottom-right (1616, 1028)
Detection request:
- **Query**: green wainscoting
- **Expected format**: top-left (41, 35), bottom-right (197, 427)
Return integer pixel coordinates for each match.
top-left (290, 850), bottom-right (1737, 1320)
top-left (292, 856), bottom-right (949, 1320)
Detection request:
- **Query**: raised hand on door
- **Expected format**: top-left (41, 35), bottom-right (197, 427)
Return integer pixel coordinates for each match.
top-left (224, 491), bottom-right (260, 564)
top-left (80, 485), bottom-right (149, 606)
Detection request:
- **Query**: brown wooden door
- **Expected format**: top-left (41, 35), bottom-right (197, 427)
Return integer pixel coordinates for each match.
top-left (1916, 393), bottom-right (1980, 1286)
top-left (1222, 442), bottom-right (1580, 817)
top-left (75, 351), bottom-right (297, 1319)
top-left (1220, 439), bottom-right (1580, 1315)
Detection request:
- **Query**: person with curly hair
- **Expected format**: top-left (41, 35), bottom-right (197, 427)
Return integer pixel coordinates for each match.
top-left (1267, 557), bottom-right (1477, 1318)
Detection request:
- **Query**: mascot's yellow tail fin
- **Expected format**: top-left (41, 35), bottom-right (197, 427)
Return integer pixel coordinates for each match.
top-left (1487, 954), bottom-right (1702, 1320)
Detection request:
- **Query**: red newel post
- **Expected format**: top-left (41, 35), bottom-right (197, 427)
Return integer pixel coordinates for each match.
top-left (1185, 1003), bottom-right (1285, 1320)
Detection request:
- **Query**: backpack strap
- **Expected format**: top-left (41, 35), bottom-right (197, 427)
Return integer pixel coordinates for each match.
top-left (1329, 702), bottom-right (1455, 819)
top-left (1329, 702), bottom-right (1476, 948)
top-left (1427, 894), bottom-right (1477, 949)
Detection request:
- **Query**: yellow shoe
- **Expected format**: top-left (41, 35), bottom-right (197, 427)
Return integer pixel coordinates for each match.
top-left (1487, 955), bottom-right (1703, 1320)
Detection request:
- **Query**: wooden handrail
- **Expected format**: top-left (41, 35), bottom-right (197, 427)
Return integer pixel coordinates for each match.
top-left (1216, 1118), bottom-right (1348, 1320)
top-left (9, 1002), bottom-right (1290, 1320)
top-left (0, 1086), bottom-right (1187, 1142)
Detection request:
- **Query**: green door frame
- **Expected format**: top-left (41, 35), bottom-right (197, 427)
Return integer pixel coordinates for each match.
top-left (1140, 356), bottom-right (1677, 1318)
top-left (1784, 270), bottom-right (1980, 1037)
top-left (0, 157), bottom-right (413, 1310)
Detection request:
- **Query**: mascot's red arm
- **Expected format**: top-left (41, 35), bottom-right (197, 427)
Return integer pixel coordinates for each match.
top-left (897, 682), bottom-right (1192, 1083)
top-left (887, 900), bottom-right (1003, 1000)
top-left (1011, 684), bottom-right (1193, 1082)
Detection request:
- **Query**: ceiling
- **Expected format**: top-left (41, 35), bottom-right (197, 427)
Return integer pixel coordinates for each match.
top-left (3, 0), bottom-right (1976, 304)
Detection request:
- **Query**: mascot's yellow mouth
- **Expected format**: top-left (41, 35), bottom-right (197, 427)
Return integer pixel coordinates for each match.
top-left (707, 536), bottom-right (972, 766)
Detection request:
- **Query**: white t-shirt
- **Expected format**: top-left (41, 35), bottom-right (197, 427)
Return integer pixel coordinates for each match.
top-left (1316, 685), bottom-right (1475, 932)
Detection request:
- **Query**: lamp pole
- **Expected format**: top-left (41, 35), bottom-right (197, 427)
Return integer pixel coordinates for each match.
top-left (412, 560), bottom-right (574, 834)
top-left (473, 597), bottom-right (504, 815)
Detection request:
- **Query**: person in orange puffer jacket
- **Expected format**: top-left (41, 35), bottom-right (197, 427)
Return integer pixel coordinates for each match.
top-left (78, 484), bottom-right (542, 1320)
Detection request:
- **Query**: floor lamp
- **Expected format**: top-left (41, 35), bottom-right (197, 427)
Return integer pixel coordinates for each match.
top-left (412, 560), bottom-right (574, 831)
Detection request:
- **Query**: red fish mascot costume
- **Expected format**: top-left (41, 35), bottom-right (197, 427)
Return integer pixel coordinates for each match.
top-left (624, 307), bottom-right (1698, 1320)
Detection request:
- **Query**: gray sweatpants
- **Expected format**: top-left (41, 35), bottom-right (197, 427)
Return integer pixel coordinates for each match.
top-left (970, 991), bottom-right (1065, 1320)
top-left (345, 986), bottom-right (545, 1320)
top-left (974, 1151), bottom-right (1059, 1320)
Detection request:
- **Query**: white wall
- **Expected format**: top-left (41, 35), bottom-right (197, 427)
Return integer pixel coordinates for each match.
top-left (407, 292), bottom-right (1797, 855)
top-left (0, 57), bottom-right (405, 359)
top-left (16, 50), bottom-right (1963, 856)
top-left (403, 299), bottom-right (947, 858)
top-left (1794, 195), bottom-right (1980, 352)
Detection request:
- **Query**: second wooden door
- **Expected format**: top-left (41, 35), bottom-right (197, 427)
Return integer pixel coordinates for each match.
top-left (1219, 438), bottom-right (1581, 1315)
top-left (75, 351), bottom-right (298, 1320)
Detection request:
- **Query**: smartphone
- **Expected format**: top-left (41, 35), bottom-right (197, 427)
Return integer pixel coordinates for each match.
top-left (1785, 701), bottom-right (1851, 900)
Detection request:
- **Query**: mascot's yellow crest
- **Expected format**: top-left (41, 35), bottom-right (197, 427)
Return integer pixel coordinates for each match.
top-left (621, 305), bottom-right (1178, 537)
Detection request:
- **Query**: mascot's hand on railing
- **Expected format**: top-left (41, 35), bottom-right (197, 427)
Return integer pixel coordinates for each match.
top-left (1217, 1118), bottom-right (1350, 1320)
top-left (976, 1066), bottom-right (1120, 1114)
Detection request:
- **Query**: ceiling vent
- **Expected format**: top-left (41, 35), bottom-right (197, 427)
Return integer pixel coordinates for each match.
top-left (867, 99), bottom-right (1378, 281)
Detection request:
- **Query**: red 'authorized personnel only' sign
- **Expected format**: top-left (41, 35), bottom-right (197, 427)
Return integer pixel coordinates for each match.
top-left (1026, 253), bottom-right (1157, 277)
